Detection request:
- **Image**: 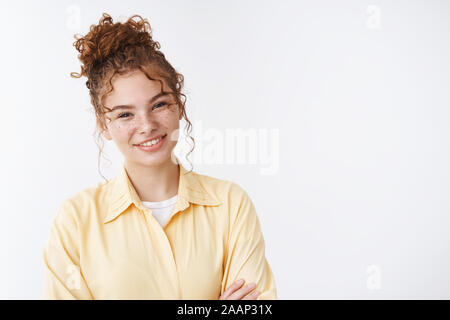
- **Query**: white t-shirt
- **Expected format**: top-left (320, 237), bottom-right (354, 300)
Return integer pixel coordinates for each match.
top-left (142, 194), bottom-right (178, 228)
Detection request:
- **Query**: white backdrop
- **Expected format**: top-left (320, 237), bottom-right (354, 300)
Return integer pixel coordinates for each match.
top-left (1, 0), bottom-right (449, 299)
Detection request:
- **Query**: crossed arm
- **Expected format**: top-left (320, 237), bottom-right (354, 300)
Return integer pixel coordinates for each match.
top-left (219, 183), bottom-right (277, 300)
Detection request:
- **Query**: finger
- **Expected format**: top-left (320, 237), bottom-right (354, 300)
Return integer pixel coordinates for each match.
top-left (229, 283), bottom-right (256, 300)
top-left (242, 290), bottom-right (261, 300)
top-left (220, 279), bottom-right (245, 300)
top-left (219, 279), bottom-right (245, 300)
top-left (227, 282), bottom-right (257, 300)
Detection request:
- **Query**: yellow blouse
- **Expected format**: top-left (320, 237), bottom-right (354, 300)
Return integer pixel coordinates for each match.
top-left (42, 163), bottom-right (277, 299)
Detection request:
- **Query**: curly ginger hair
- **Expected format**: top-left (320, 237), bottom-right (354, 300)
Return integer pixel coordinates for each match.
top-left (71, 13), bottom-right (194, 180)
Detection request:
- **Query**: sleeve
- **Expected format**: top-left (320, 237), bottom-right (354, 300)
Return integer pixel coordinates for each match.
top-left (221, 183), bottom-right (277, 300)
top-left (42, 200), bottom-right (94, 299)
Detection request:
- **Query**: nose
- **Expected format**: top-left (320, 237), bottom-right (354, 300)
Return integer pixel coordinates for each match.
top-left (136, 113), bottom-right (158, 134)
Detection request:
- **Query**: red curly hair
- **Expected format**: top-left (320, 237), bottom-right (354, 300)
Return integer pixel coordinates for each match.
top-left (71, 13), bottom-right (194, 180)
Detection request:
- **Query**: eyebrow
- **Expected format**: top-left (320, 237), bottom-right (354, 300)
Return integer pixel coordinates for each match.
top-left (108, 92), bottom-right (170, 112)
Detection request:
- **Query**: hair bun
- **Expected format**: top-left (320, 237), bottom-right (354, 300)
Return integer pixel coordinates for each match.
top-left (70, 12), bottom-right (160, 79)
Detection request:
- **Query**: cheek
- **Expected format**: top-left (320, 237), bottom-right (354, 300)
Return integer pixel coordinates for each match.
top-left (110, 123), bottom-right (134, 142)
top-left (165, 112), bottom-right (181, 128)
top-left (168, 122), bottom-right (181, 143)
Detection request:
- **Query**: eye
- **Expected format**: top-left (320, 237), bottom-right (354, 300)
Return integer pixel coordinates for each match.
top-left (118, 112), bottom-right (132, 118)
top-left (153, 102), bottom-right (167, 110)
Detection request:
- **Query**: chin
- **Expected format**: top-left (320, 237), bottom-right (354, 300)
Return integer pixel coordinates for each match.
top-left (135, 150), bottom-right (176, 167)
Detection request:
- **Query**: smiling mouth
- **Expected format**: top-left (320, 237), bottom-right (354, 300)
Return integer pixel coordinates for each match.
top-left (134, 134), bottom-right (167, 147)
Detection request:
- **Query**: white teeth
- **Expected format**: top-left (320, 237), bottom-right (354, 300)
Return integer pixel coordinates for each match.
top-left (138, 136), bottom-right (163, 147)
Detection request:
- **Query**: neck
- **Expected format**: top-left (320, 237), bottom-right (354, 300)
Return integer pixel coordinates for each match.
top-left (124, 159), bottom-right (180, 202)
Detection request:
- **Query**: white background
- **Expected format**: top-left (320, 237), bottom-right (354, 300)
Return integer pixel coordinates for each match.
top-left (1, 0), bottom-right (449, 299)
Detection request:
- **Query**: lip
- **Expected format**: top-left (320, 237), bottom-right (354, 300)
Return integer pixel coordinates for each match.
top-left (133, 134), bottom-right (167, 146)
top-left (134, 134), bottom-right (167, 152)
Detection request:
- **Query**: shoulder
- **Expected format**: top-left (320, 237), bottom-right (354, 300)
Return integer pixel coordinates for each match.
top-left (54, 179), bottom-right (113, 227)
top-left (192, 171), bottom-right (261, 234)
top-left (191, 170), bottom-right (252, 206)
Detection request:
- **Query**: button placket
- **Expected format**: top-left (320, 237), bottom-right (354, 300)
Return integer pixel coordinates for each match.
top-left (141, 206), bottom-right (182, 299)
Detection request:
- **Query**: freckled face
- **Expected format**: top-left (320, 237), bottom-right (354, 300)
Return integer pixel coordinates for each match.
top-left (101, 70), bottom-right (182, 168)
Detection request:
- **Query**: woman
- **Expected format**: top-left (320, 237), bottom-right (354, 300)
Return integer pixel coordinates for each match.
top-left (42, 13), bottom-right (277, 300)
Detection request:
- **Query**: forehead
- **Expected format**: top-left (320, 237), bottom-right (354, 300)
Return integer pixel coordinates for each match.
top-left (103, 69), bottom-right (172, 107)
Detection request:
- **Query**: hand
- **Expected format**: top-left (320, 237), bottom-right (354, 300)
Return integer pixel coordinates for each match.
top-left (219, 279), bottom-right (261, 300)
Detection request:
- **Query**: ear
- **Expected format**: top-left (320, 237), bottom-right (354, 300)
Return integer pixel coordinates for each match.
top-left (98, 119), bottom-right (112, 141)
top-left (103, 129), bottom-right (112, 141)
